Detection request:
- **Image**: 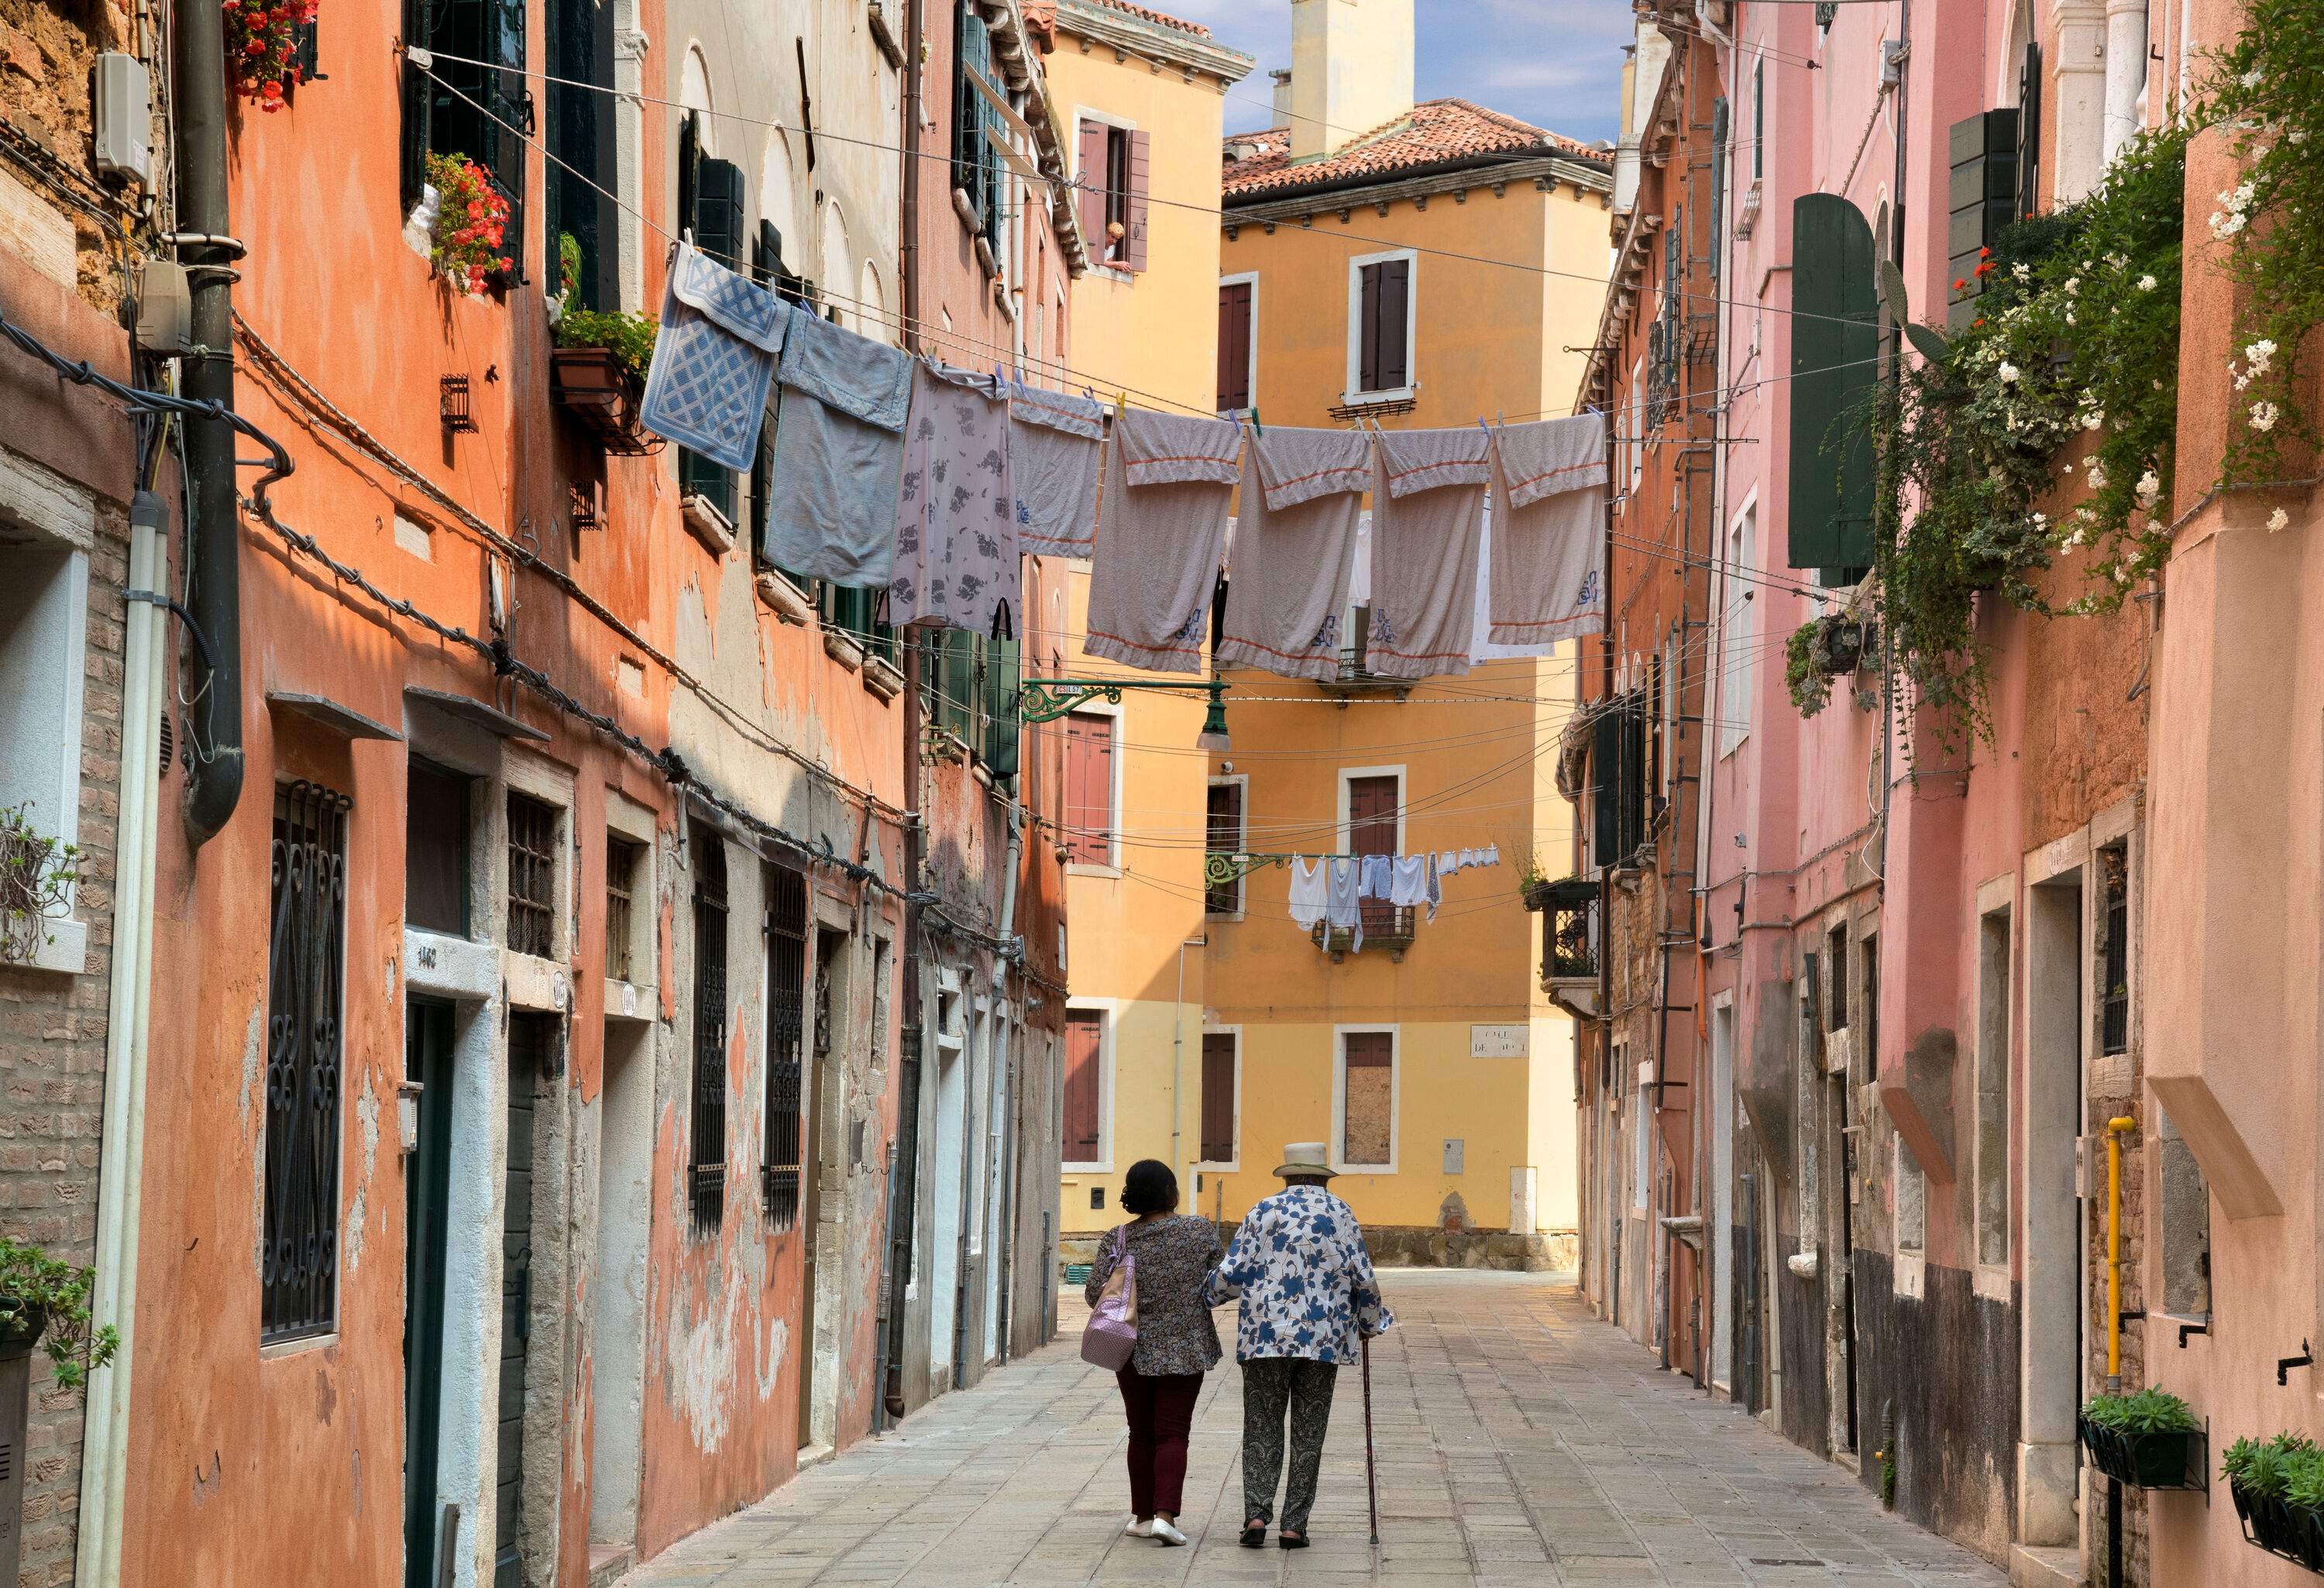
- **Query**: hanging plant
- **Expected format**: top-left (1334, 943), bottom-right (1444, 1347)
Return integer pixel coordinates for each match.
top-left (222, 0), bottom-right (316, 113)
top-left (424, 152), bottom-right (513, 297)
top-left (1870, 119), bottom-right (2189, 749)
top-left (1783, 614), bottom-right (1875, 718)
top-left (2205, 0), bottom-right (2324, 484)
top-left (0, 803), bottom-right (78, 967)
top-left (0, 1237), bottom-right (118, 1391)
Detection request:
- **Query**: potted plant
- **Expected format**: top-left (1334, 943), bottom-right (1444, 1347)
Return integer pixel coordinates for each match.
top-left (2226, 1432), bottom-right (2324, 1566)
top-left (0, 1237), bottom-right (117, 1390)
top-left (1784, 614), bottom-right (1877, 719)
top-left (0, 803), bottom-right (78, 967)
top-left (2079, 1386), bottom-right (2200, 1489)
top-left (1518, 853), bottom-right (1554, 912)
top-left (424, 151), bottom-right (513, 297)
top-left (549, 234), bottom-right (662, 455)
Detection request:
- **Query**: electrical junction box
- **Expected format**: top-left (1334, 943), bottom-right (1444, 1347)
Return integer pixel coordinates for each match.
top-left (93, 53), bottom-right (153, 187)
top-left (132, 258), bottom-right (191, 353)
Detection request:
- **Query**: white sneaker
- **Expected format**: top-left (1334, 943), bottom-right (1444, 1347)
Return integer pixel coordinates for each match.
top-left (1124, 1518), bottom-right (1153, 1538)
top-left (1150, 1520), bottom-right (1188, 1547)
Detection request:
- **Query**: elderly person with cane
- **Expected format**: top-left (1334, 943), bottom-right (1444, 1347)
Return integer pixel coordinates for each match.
top-left (1205, 1143), bottom-right (1394, 1550)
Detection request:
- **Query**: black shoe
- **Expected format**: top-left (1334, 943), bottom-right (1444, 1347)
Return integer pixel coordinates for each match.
top-left (1239, 1523), bottom-right (1267, 1548)
top-left (1277, 1531), bottom-right (1309, 1549)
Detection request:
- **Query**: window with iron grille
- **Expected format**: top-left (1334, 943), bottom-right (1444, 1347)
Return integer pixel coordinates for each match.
top-left (1826, 923), bottom-right (1851, 1032)
top-left (507, 792), bottom-right (559, 958)
top-left (605, 835), bottom-right (643, 984)
top-left (689, 832), bottom-right (729, 1229)
top-left (2099, 844), bottom-right (2130, 1054)
top-left (263, 780), bottom-right (352, 1342)
top-left (764, 864), bottom-right (807, 1228)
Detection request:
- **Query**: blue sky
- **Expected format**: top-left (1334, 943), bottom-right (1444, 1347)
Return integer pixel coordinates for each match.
top-left (1156, 0), bottom-right (1631, 146)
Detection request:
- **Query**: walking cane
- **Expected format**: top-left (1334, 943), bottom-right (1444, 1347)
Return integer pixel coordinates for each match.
top-left (1361, 1335), bottom-right (1380, 1547)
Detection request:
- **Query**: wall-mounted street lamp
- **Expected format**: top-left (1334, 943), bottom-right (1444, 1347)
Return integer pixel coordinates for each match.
top-left (1016, 676), bottom-right (1230, 752)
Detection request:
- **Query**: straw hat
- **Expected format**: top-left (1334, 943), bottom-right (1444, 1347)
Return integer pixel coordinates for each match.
top-left (1272, 1142), bottom-right (1336, 1180)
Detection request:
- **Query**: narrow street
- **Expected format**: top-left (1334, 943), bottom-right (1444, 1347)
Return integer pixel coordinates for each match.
top-left (620, 1273), bottom-right (2003, 1588)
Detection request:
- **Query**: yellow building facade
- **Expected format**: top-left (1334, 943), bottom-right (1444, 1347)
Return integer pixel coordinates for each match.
top-left (1034, 0), bottom-right (1252, 1243)
top-left (1194, 0), bottom-right (1614, 1261)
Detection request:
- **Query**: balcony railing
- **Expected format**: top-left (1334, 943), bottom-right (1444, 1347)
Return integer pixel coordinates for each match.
top-left (1539, 878), bottom-right (1601, 1017)
top-left (1312, 906), bottom-right (1417, 961)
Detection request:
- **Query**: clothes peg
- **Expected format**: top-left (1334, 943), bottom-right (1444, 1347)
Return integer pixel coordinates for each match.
top-left (1252, 407), bottom-right (1263, 438)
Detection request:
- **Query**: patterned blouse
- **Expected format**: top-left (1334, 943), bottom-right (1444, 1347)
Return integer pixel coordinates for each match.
top-left (1084, 1215), bottom-right (1226, 1378)
top-left (1204, 1186), bottom-right (1395, 1365)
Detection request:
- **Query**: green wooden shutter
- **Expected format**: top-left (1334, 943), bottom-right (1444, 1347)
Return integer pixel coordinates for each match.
top-left (1786, 193), bottom-right (1879, 577)
top-left (1946, 110), bottom-right (2020, 331)
top-left (1710, 98), bottom-right (1728, 284)
top-left (1590, 708), bottom-right (1620, 868)
top-left (983, 634), bottom-right (1020, 783)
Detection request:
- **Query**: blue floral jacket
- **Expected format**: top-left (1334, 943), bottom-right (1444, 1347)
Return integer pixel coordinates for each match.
top-left (1204, 1185), bottom-right (1394, 1364)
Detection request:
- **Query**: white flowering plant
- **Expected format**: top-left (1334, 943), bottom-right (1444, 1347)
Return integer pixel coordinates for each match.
top-left (1868, 120), bottom-right (2188, 746)
top-left (2209, 13), bottom-right (2324, 479)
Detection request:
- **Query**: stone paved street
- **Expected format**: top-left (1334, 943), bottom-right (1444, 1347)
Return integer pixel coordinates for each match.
top-left (618, 1273), bottom-right (2005, 1587)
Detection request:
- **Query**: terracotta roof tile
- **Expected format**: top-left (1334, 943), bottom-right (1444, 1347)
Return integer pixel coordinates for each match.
top-left (1221, 98), bottom-right (1608, 202)
top-left (1057, 0), bottom-right (1214, 38)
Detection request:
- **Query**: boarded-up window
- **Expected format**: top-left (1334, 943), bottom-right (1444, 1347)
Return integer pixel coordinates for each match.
top-left (1064, 1009), bottom-right (1103, 1164)
top-left (1064, 712), bottom-right (1114, 865)
top-left (1348, 774), bottom-right (1398, 937)
top-left (1205, 780), bottom-right (1244, 915)
top-left (1200, 1033), bottom-right (1236, 1164)
top-left (1341, 1030), bottom-right (1394, 1167)
top-left (1356, 259), bottom-right (1410, 393)
top-left (1217, 280), bottom-right (1253, 412)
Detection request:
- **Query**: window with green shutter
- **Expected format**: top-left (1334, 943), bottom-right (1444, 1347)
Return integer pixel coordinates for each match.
top-left (982, 634), bottom-right (1020, 783)
top-left (404, 0), bottom-right (528, 274)
top-left (1786, 194), bottom-right (1879, 579)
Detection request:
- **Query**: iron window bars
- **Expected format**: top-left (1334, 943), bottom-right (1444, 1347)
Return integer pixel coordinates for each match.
top-left (689, 832), bottom-right (728, 1229)
top-left (605, 835), bottom-right (642, 984)
top-left (763, 864), bottom-right (807, 1229)
top-left (506, 791), bottom-right (558, 958)
top-left (263, 779), bottom-right (352, 1342)
top-left (2100, 844), bottom-right (2130, 1054)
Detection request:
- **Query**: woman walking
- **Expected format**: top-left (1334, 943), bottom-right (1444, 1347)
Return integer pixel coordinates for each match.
top-left (1083, 1159), bottom-right (1222, 1547)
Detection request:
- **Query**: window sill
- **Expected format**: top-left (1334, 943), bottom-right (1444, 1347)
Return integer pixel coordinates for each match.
top-left (862, 655), bottom-right (904, 700)
top-left (604, 977), bottom-right (656, 1024)
top-left (1342, 386), bottom-right (1416, 407)
top-left (1197, 1160), bottom-right (1239, 1174)
top-left (2, 917), bottom-right (88, 976)
top-left (1066, 861), bottom-right (1122, 879)
top-left (682, 495), bottom-right (737, 558)
top-left (1063, 1160), bottom-right (1112, 1176)
top-left (504, 949), bottom-right (572, 1013)
top-left (755, 569), bottom-right (814, 625)
top-left (823, 629), bottom-right (866, 672)
top-left (260, 1330), bottom-right (339, 1362)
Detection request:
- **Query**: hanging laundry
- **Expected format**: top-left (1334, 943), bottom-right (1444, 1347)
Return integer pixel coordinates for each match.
top-left (1217, 427), bottom-right (1369, 679)
top-left (889, 362), bottom-right (1018, 637)
top-left (640, 241), bottom-right (791, 473)
top-left (1470, 508), bottom-right (1557, 664)
top-left (1287, 856), bottom-right (1328, 930)
top-left (1085, 410), bottom-right (1239, 674)
top-left (1366, 428), bottom-right (1491, 679)
top-left (1481, 843), bottom-right (1501, 868)
top-left (1324, 855), bottom-right (1363, 952)
top-left (1440, 849), bottom-right (1459, 875)
top-left (1358, 853), bottom-right (1393, 901)
top-left (763, 302), bottom-right (916, 583)
top-left (1389, 855), bottom-right (1428, 909)
top-left (1424, 853), bottom-right (1442, 922)
top-left (1487, 413), bottom-right (1608, 644)
top-left (1458, 847), bottom-right (1479, 870)
top-left (1008, 381), bottom-right (1106, 559)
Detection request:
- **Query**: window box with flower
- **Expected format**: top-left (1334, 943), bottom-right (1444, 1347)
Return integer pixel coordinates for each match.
top-left (548, 234), bottom-right (662, 455)
top-left (424, 150), bottom-right (514, 297)
top-left (223, 0), bottom-right (318, 113)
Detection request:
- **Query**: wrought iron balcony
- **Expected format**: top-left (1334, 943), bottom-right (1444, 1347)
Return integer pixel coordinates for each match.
top-left (1312, 906), bottom-right (1417, 961)
top-left (1538, 878), bottom-right (1601, 1018)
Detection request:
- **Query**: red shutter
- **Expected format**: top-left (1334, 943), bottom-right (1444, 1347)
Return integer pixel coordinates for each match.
top-left (1216, 282), bottom-right (1252, 413)
top-left (1064, 713), bottom-right (1114, 864)
top-left (1076, 120), bottom-right (1107, 248)
top-left (1064, 1010), bottom-right (1102, 1162)
top-left (1357, 263), bottom-right (1381, 392)
top-left (1124, 129), bottom-right (1151, 273)
top-left (1378, 259), bottom-right (1409, 390)
top-left (1349, 774), bottom-right (1398, 935)
top-left (1200, 1033), bottom-right (1236, 1163)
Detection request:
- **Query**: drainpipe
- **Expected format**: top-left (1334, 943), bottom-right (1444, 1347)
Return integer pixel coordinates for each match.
top-left (2105, 1115), bottom-right (2136, 1391)
top-left (173, 0), bottom-right (245, 848)
top-left (990, 801), bottom-right (1023, 1356)
top-left (77, 490), bottom-right (170, 1588)
top-left (1171, 935), bottom-right (1205, 1191)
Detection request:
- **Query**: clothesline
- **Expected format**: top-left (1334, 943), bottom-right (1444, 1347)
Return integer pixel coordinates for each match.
top-left (1279, 846), bottom-right (1506, 951)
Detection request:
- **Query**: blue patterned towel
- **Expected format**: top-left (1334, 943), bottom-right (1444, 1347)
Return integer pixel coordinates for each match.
top-left (640, 242), bottom-right (792, 473)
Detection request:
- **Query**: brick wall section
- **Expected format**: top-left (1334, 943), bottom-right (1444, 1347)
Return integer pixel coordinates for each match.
top-left (0, 491), bottom-right (126, 1588)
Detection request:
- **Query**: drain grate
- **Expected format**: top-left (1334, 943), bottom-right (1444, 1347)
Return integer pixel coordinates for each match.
top-left (1748, 1560), bottom-right (1826, 1569)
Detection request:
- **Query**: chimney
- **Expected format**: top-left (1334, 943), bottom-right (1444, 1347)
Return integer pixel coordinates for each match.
top-left (1270, 68), bottom-right (1294, 124)
top-left (1288, 0), bottom-right (1415, 162)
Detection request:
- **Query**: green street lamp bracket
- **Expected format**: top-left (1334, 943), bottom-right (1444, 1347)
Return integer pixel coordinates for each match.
top-left (1015, 676), bottom-right (1225, 724)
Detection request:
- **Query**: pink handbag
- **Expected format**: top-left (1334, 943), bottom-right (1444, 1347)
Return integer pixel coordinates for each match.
top-left (1081, 1225), bottom-right (1139, 1372)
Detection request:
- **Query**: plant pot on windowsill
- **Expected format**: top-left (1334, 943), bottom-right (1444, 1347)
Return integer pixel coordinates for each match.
top-left (0, 1301), bottom-right (48, 1361)
top-left (1520, 878), bottom-right (1554, 913)
top-left (548, 345), bottom-right (661, 456)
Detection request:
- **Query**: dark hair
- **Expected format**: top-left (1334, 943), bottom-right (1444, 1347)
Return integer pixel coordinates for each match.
top-left (1120, 1159), bottom-right (1178, 1215)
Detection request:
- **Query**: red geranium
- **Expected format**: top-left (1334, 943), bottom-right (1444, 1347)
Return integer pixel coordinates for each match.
top-left (223, 0), bottom-right (317, 111)
top-left (425, 151), bottom-right (514, 297)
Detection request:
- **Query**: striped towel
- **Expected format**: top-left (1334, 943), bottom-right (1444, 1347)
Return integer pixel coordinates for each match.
top-left (1217, 427), bottom-right (1368, 679)
top-left (1366, 428), bottom-right (1490, 679)
top-left (1487, 414), bottom-right (1607, 644)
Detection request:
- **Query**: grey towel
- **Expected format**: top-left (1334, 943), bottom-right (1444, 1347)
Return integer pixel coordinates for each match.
top-left (1367, 428), bottom-right (1490, 679)
top-left (1487, 414), bottom-right (1607, 644)
top-left (763, 311), bottom-right (915, 585)
top-left (1009, 381), bottom-right (1106, 559)
top-left (890, 361), bottom-right (1018, 636)
top-left (1085, 410), bottom-right (1239, 675)
top-left (1217, 428), bottom-right (1367, 679)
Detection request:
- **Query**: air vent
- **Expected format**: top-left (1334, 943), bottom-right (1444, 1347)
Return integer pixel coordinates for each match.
top-left (158, 710), bottom-right (174, 777)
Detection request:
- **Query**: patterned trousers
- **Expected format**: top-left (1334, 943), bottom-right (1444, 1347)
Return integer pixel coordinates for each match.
top-left (1239, 1357), bottom-right (1338, 1533)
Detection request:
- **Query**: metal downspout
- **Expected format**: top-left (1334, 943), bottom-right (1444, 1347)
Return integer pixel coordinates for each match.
top-left (174, 0), bottom-right (244, 848)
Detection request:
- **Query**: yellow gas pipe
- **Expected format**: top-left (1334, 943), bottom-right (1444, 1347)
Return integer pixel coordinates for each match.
top-left (2106, 1115), bottom-right (2137, 1390)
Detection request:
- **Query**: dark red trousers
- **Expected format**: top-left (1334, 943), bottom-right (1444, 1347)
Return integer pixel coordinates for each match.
top-left (1116, 1368), bottom-right (1204, 1518)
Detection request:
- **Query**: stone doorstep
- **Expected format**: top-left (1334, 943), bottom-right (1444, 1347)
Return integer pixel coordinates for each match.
top-left (2007, 1543), bottom-right (2079, 1588)
top-left (588, 1542), bottom-right (634, 1588)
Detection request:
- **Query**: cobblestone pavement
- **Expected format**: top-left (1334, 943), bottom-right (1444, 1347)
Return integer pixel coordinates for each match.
top-left (621, 1273), bottom-right (2005, 1587)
